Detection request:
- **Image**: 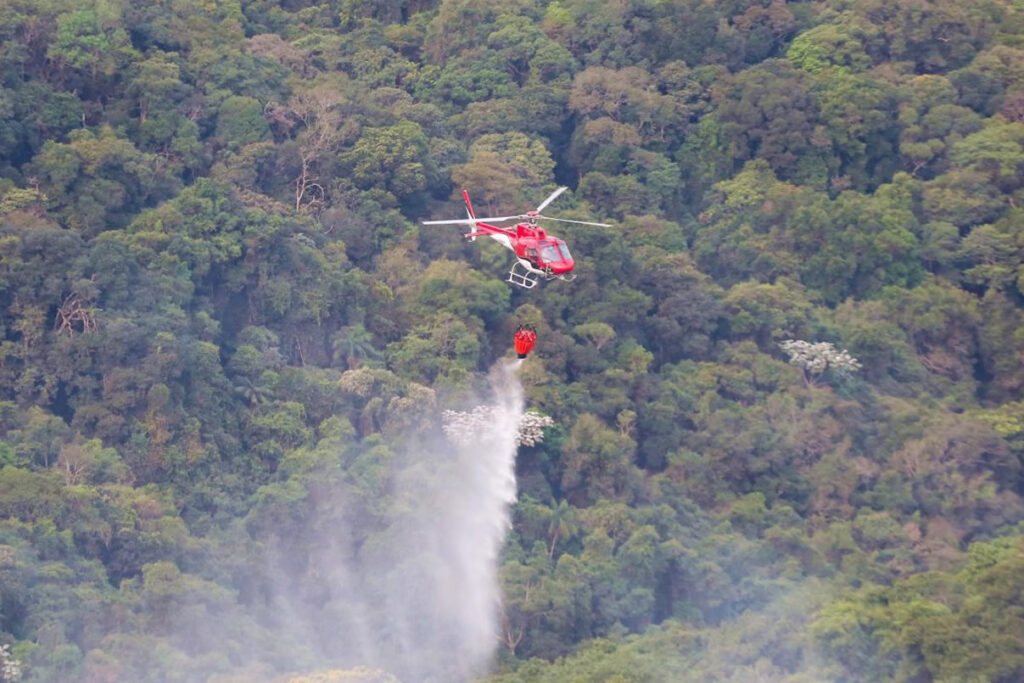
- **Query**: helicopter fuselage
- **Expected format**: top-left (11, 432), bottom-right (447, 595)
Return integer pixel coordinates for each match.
top-left (469, 221), bottom-right (575, 277)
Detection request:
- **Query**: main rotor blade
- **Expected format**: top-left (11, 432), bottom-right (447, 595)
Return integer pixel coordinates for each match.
top-left (471, 215), bottom-right (523, 222)
top-left (535, 186), bottom-right (568, 213)
top-left (538, 216), bottom-right (612, 227)
top-left (422, 219), bottom-right (480, 225)
top-left (423, 214), bottom-right (522, 225)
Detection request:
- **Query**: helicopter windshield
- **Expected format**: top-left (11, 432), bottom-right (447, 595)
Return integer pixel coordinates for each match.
top-left (539, 245), bottom-right (560, 263)
top-left (558, 243), bottom-right (572, 260)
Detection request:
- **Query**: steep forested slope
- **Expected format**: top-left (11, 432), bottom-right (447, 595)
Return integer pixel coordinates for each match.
top-left (1, 0), bottom-right (1023, 681)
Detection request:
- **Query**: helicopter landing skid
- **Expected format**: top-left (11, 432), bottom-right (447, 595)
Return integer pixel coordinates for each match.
top-left (508, 261), bottom-right (540, 289)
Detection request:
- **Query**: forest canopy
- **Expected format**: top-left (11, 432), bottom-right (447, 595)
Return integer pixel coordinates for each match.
top-left (1, 0), bottom-right (1024, 681)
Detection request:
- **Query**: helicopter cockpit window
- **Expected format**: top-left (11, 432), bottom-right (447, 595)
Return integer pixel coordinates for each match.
top-left (558, 243), bottom-right (572, 260)
top-left (540, 245), bottom-right (560, 263)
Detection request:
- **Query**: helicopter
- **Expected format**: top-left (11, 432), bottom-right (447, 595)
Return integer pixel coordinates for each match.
top-left (422, 186), bottom-right (610, 289)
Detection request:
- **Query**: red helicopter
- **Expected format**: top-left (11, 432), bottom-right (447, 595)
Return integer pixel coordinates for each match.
top-left (422, 187), bottom-right (610, 289)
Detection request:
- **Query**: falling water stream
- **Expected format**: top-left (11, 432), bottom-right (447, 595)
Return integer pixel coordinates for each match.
top-left (379, 360), bottom-right (523, 680)
top-left (264, 360), bottom-right (525, 682)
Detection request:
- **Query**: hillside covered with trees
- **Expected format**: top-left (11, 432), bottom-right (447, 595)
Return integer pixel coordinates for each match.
top-left (1, 0), bottom-right (1024, 680)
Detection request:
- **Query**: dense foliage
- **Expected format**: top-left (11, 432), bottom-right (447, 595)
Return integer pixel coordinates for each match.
top-left (1, 0), bottom-right (1024, 680)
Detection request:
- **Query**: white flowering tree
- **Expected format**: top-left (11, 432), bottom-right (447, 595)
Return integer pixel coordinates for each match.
top-left (780, 339), bottom-right (861, 386)
top-left (0, 644), bottom-right (21, 682)
top-left (516, 411), bottom-right (556, 446)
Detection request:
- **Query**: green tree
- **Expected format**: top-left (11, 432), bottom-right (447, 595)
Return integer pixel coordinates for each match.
top-left (29, 127), bottom-right (178, 235)
top-left (560, 414), bottom-right (639, 506)
top-left (713, 59), bottom-right (835, 186)
top-left (330, 324), bottom-right (379, 370)
top-left (47, 5), bottom-right (136, 83)
top-left (342, 121), bottom-right (431, 202)
top-left (215, 95), bottom-right (271, 149)
top-left (546, 499), bottom-right (578, 560)
top-left (451, 132), bottom-right (557, 213)
top-left (786, 18), bottom-right (875, 75)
